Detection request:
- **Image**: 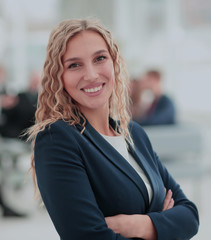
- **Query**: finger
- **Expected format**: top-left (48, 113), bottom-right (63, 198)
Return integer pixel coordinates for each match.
top-left (167, 198), bottom-right (174, 210)
top-left (105, 217), bottom-right (111, 227)
top-left (162, 189), bottom-right (173, 211)
top-left (163, 189), bottom-right (172, 208)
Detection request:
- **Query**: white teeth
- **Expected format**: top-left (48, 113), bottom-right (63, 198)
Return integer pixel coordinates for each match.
top-left (84, 85), bottom-right (103, 93)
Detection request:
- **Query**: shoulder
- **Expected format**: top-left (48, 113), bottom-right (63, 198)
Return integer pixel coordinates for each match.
top-left (159, 95), bottom-right (174, 106)
top-left (34, 120), bottom-right (85, 164)
top-left (129, 121), bottom-right (156, 163)
top-left (129, 121), bottom-right (152, 148)
top-left (129, 120), bottom-right (148, 138)
top-left (35, 120), bottom-right (80, 145)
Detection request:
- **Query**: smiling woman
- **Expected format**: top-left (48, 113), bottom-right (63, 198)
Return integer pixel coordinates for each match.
top-left (62, 30), bottom-right (115, 122)
top-left (27, 18), bottom-right (199, 240)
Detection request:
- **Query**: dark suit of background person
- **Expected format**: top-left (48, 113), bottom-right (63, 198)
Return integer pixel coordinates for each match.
top-left (130, 70), bottom-right (176, 126)
top-left (0, 70), bottom-right (39, 217)
top-left (0, 91), bottom-right (37, 139)
top-left (0, 66), bottom-right (29, 217)
top-left (0, 72), bottom-right (39, 139)
top-left (137, 94), bottom-right (176, 126)
top-left (35, 118), bottom-right (199, 240)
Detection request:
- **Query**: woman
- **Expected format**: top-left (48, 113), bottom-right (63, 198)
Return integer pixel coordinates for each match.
top-left (28, 18), bottom-right (199, 240)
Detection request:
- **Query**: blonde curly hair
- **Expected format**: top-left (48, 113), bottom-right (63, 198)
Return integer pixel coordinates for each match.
top-left (27, 18), bottom-right (132, 196)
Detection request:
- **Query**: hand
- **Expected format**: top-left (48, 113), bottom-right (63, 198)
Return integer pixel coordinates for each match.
top-left (105, 214), bottom-right (134, 238)
top-left (162, 189), bottom-right (174, 211)
top-left (105, 214), bottom-right (156, 239)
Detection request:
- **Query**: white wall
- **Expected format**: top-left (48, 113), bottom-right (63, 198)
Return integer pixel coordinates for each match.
top-left (113, 0), bottom-right (211, 116)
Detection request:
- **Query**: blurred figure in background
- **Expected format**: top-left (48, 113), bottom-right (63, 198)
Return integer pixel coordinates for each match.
top-left (0, 68), bottom-right (39, 217)
top-left (0, 65), bottom-right (8, 125)
top-left (0, 71), bottom-right (39, 139)
top-left (130, 70), bottom-right (176, 126)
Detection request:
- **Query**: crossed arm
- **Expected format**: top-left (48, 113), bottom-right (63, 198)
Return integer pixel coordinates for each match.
top-left (105, 189), bottom-right (174, 240)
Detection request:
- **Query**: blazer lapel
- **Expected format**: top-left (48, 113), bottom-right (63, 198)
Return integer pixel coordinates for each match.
top-left (128, 145), bottom-right (159, 210)
top-left (76, 119), bottom-right (150, 210)
top-left (130, 142), bottom-right (168, 212)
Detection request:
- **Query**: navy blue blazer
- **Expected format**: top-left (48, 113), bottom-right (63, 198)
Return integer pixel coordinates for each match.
top-left (35, 119), bottom-right (199, 240)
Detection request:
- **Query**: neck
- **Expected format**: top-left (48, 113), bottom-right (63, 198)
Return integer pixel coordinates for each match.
top-left (80, 105), bottom-right (115, 136)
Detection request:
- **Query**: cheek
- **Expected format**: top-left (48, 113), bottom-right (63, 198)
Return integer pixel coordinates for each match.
top-left (62, 72), bottom-right (76, 92)
top-left (62, 80), bottom-right (75, 100)
top-left (103, 61), bottom-right (115, 83)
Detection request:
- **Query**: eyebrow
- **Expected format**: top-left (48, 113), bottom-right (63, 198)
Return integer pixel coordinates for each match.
top-left (63, 49), bottom-right (109, 64)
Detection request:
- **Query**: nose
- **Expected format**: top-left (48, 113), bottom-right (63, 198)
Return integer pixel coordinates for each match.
top-left (83, 64), bottom-right (99, 81)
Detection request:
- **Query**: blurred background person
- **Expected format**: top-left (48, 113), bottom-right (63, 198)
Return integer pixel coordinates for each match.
top-left (0, 71), bottom-right (39, 139)
top-left (0, 65), bottom-right (30, 217)
top-left (0, 65), bottom-right (8, 125)
top-left (130, 70), bottom-right (176, 126)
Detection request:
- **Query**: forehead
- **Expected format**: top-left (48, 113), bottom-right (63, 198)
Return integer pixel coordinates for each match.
top-left (65, 30), bottom-right (109, 55)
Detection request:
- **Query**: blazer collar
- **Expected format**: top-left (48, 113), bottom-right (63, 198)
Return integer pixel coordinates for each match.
top-left (76, 117), bottom-right (150, 210)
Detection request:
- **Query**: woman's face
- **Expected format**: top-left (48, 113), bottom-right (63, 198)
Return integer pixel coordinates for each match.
top-left (62, 30), bottom-right (115, 117)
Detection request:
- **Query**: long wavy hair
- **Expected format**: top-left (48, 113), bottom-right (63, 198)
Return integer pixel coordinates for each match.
top-left (27, 18), bottom-right (132, 197)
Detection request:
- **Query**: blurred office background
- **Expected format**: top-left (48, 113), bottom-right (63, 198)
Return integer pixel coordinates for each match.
top-left (0, 0), bottom-right (211, 239)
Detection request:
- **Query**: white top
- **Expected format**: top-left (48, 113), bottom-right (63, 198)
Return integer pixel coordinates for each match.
top-left (101, 133), bottom-right (153, 203)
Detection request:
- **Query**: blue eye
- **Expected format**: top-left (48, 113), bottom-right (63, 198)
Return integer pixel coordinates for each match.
top-left (95, 56), bottom-right (106, 62)
top-left (68, 63), bottom-right (80, 69)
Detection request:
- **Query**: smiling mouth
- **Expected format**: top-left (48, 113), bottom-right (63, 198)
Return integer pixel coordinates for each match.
top-left (83, 84), bottom-right (104, 93)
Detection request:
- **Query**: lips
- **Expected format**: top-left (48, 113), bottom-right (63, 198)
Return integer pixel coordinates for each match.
top-left (84, 85), bottom-right (103, 93)
top-left (82, 83), bottom-right (105, 93)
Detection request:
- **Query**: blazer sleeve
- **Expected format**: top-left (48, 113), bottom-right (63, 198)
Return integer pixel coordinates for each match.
top-left (147, 151), bottom-right (199, 240)
top-left (35, 122), bottom-right (131, 240)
